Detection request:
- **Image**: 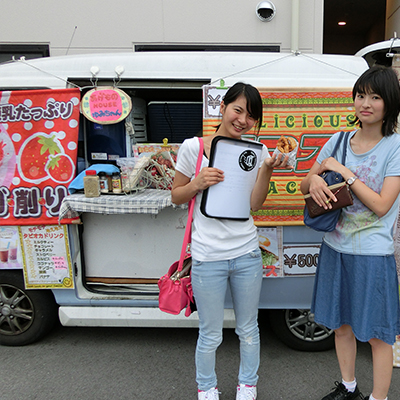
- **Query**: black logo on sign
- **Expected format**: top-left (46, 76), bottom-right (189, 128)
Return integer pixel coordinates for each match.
top-left (238, 150), bottom-right (257, 172)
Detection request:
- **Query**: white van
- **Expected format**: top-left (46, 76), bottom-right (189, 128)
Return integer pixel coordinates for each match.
top-left (0, 41), bottom-right (390, 349)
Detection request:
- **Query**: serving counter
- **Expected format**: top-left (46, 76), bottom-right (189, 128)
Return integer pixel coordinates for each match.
top-left (59, 189), bottom-right (182, 221)
top-left (60, 190), bottom-right (187, 280)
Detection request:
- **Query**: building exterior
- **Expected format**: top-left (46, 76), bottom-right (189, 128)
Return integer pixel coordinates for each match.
top-left (0, 0), bottom-right (399, 61)
top-left (1, 0), bottom-right (323, 59)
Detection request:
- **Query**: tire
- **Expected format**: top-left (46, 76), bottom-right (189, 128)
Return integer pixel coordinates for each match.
top-left (0, 270), bottom-right (58, 346)
top-left (268, 309), bottom-right (334, 352)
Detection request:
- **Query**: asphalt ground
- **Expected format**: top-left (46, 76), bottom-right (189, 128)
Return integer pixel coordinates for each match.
top-left (1, 312), bottom-right (399, 400)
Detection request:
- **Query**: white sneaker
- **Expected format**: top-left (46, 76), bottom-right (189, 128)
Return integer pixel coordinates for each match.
top-left (236, 384), bottom-right (257, 400)
top-left (198, 387), bottom-right (219, 400)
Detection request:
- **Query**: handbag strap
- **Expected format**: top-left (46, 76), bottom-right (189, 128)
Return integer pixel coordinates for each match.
top-left (177, 137), bottom-right (204, 271)
top-left (330, 130), bottom-right (350, 165)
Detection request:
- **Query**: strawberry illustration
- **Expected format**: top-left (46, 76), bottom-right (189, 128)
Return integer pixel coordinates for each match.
top-left (18, 132), bottom-right (62, 183)
top-left (46, 153), bottom-right (75, 183)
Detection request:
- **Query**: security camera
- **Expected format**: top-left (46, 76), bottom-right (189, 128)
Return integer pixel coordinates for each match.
top-left (256, 1), bottom-right (276, 22)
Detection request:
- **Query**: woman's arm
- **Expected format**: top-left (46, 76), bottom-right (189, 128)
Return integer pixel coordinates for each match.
top-left (349, 176), bottom-right (400, 218)
top-left (171, 167), bottom-right (225, 205)
top-left (300, 161), bottom-right (320, 195)
top-left (301, 157), bottom-right (400, 217)
top-left (251, 152), bottom-right (290, 211)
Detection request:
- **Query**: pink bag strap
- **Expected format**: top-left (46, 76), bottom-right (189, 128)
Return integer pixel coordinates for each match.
top-left (177, 137), bottom-right (203, 271)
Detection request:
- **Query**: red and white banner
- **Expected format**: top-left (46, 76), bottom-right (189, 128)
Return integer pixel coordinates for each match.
top-left (0, 89), bottom-right (80, 225)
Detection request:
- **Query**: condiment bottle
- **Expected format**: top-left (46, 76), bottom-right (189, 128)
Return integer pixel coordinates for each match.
top-left (84, 170), bottom-right (100, 197)
top-left (112, 172), bottom-right (122, 193)
top-left (98, 172), bottom-right (109, 194)
top-left (121, 172), bottom-right (130, 193)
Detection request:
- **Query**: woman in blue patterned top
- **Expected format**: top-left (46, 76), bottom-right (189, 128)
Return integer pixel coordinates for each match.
top-left (301, 66), bottom-right (400, 400)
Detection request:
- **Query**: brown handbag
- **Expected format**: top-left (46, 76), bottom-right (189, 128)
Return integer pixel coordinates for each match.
top-left (304, 181), bottom-right (353, 218)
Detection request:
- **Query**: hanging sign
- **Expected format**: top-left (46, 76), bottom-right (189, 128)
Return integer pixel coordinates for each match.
top-left (0, 88), bottom-right (80, 226)
top-left (81, 87), bottom-right (132, 124)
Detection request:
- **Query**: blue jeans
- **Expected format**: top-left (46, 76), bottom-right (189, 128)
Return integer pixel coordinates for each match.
top-left (191, 249), bottom-right (263, 391)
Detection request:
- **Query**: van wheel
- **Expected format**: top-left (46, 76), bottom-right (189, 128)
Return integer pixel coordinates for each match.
top-left (0, 270), bottom-right (58, 346)
top-left (268, 309), bottom-right (334, 352)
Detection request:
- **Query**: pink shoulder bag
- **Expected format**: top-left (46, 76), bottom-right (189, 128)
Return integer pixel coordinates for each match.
top-left (158, 137), bottom-right (203, 317)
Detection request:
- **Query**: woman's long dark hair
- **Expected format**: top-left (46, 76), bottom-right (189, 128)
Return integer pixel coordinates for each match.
top-left (352, 66), bottom-right (400, 136)
top-left (217, 82), bottom-right (263, 133)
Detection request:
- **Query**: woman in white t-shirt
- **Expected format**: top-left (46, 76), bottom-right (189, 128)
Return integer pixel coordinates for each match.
top-left (171, 82), bottom-right (290, 400)
top-left (301, 66), bottom-right (400, 400)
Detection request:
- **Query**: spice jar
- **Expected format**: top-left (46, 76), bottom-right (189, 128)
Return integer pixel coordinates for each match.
top-left (112, 172), bottom-right (122, 194)
top-left (98, 172), bottom-right (109, 194)
top-left (84, 170), bottom-right (100, 197)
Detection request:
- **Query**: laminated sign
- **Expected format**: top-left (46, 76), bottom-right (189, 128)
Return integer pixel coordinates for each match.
top-left (0, 89), bottom-right (81, 225)
top-left (19, 224), bottom-right (74, 289)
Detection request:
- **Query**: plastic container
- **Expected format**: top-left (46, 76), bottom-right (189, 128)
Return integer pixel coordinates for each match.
top-left (83, 170), bottom-right (100, 197)
top-left (98, 172), bottom-right (109, 194)
top-left (112, 172), bottom-right (122, 194)
top-left (121, 172), bottom-right (130, 193)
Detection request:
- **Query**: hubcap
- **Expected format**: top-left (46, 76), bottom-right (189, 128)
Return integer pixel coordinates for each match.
top-left (0, 284), bottom-right (34, 336)
top-left (1, 304), bottom-right (11, 317)
top-left (285, 309), bottom-right (333, 342)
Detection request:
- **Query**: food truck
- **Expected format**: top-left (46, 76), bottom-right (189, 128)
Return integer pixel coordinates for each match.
top-left (0, 40), bottom-right (395, 349)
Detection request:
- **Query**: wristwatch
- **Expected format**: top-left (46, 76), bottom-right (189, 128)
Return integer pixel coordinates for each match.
top-left (346, 176), bottom-right (358, 186)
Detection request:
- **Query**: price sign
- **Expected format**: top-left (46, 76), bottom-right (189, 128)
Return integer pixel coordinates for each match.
top-left (283, 244), bottom-right (320, 276)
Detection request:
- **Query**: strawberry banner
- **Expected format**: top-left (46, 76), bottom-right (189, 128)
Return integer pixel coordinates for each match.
top-left (0, 89), bottom-right (81, 225)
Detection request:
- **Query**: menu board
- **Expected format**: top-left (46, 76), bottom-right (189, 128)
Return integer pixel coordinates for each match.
top-left (19, 225), bottom-right (74, 289)
top-left (201, 136), bottom-right (263, 220)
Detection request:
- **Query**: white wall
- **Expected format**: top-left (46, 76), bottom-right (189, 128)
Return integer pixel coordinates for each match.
top-left (0, 0), bottom-right (323, 56)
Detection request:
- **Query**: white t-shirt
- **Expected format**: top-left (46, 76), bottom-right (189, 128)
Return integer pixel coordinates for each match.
top-left (175, 137), bottom-right (270, 261)
top-left (317, 130), bottom-right (400, 255)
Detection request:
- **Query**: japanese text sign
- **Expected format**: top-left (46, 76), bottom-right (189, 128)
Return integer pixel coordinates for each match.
top-left (19, 224), bottom-right (74, 289)
top-left (0, 89), bottom-right (80, 225)
top-left (81, 87), bottom-right (132, 124)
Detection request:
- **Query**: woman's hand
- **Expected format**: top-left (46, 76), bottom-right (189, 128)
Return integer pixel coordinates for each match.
top-left (308, 157), bottom-right (351, 209)
top-left (194, 167), bottom-right (224, 190)
top-left (251, 152), bottom-right (292, 211)
top-left (264, 152), bottom-right (293, 170)
top-left (317, 156), bottom-right (342, 176)
top-left (171, 167), bottom-right (223, 206)
top-left (307, 173), bottom-right (336, 210)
